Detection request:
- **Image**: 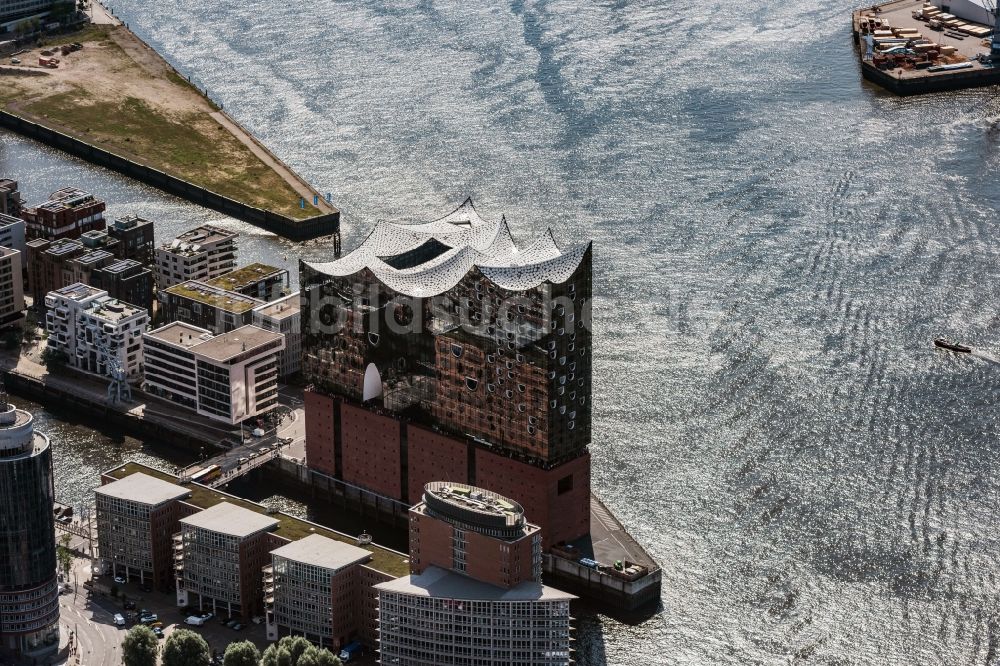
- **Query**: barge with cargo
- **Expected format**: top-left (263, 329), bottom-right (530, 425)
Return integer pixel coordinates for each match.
top-left (853, 0), bottom-right (1000, 95)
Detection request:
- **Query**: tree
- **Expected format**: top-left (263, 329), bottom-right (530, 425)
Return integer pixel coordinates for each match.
top-left (259, 639), bottom-right (341, 666)
top-left (56, 532), bottom-right (73, 579)
top-left (40, 346), bottom-right (68, 369)
top-left (222, 640), bottom-right (260, 666)
top-left (121, 625), bottom-right (158, 666)
top-left (161, 628), bottom-right (211, 666)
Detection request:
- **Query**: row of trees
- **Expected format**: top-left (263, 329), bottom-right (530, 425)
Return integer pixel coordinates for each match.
top-left (122, 628), bottom-right (344, 666)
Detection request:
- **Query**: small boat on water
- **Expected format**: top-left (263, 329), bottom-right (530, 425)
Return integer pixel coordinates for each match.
top-left (934, 338), bottom-right (972, 354)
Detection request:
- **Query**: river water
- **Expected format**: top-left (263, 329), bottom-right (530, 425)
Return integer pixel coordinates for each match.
top-left (4, 0), bottom-right (1000, 663)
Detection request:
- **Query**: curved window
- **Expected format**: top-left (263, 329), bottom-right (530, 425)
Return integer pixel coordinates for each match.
top-left (568, 420), bottom-right (575, 430)
top-left (451, 344), bottom-right (463, 358)
top-left (465, 378), bottom-right (478, 391)
top-left (547, 341), bottom-right (556, 350)
top-left (570, 362), bottom-right (576, 371)
top-left (559, 405), bottom-right (566, 415)
top-left (368, 332), bottom-right (380, 346)
top-left (548, 371), bottom-right (556, 379)
top-left (517, 384), bottom-right (525, 393)
top-left (518, 404), bottom-right (526, 413)
top-left (559, 356), bottom-right (566, 366)
top-left (505, 389), bottom-right (514, 399)
top-left (528, 425), bottom-right (536, 435)
top-left (580, 396), bottom-right (586, 405)
top-left (528, 416), bottom-right (537, 425)
top-left (487, 384), bottom-right (495, 393)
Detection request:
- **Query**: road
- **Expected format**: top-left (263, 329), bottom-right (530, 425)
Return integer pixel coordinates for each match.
top-left (59, 558), bottom-right (123, 666)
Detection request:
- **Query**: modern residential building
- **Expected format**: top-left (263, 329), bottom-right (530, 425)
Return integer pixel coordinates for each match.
top-left (300, 200), bottom-right (593, 548)
top-left (409, 483), bottom-right (542, 588)
top-left (0, 179), bottom-right (22, 217)
top-left (376, 483), bottom-right (571, 666)
top-left (0, 247), bottom-right (25, 328)
top-left (0, 0), bottom-right (62, 30)
top-left (107, 215), bottom-right (154, 265)
top-left (90, 258), bottom-right (154, 312)
top-left (0, 396), bottom-right (59, 658)
top-left (22, 187), bottom-right (106, 241)
top-left (25, 237), bottom-right (86, 306)
top-left (175, 502), bottom-right (278, 619)
top-left (0, 213), bottom-right (26, 255)
top-left (376, 566), bottom-right (574, 666)
top-left (44, 283), bottom-right (148, 379)
top-left (208, 263), bottom-right (289, 302)
top-left (155, 225), bottom-right (237, 290)
top-left (102, 462), bottom-right (408, 647)
top-left (252, 292), bottom-right (301, 377)
top-left (264, 534), bottom-right (372, 648)
top-left (160, 280), bottom-right (264, 334)
top-left (68, 248), bottom-right (115, 287)
top-left (142, 323), bottom-right (283, 425)
top-left (94, 472), bottom-right (192, 589)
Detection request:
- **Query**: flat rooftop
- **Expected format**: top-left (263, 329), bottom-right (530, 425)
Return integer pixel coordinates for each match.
top-left (145, 322), bottom-right (212, 349)
top-left (105, 462), bottom-right (410, 577)
top-left (30, 187), bottom-right (103, 213)
top-left (161, 225), bottom-right (237, 256)
top-left (253, 292), bottom-right (300, 321)
top-left (180, 501), bottom-right (279, 538)
top-left (100, 258), bottom-right (147, 276)
top-left (207, 263), bottom-right (286, 291)
top-left (166, 281), bottom-right (264, 314)
top-left (74, 249), bottom-right (113, 266)
top-left (95, 471), bottom-right (191, 506)
top-left (87, 298), bottom-right (147, 322)
top-left (51, 282), bottom-right (103, 302)
top-left (45, 239), bottom-right (84, 257)
top-left (375, 565), bottom-right (575, 602)
top-left (190, 324), bottom-right (282, 362)
top-left (0, 213), bottom-right (23, 228)
top-left (270, 533), bottom-right (372, 571)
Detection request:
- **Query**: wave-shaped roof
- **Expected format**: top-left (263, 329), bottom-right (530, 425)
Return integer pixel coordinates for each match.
top-left (305, 199), bottom-right (589, 296)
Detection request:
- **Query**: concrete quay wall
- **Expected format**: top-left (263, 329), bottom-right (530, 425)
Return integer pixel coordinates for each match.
top-left (0, 111), bottom-right (340, 242)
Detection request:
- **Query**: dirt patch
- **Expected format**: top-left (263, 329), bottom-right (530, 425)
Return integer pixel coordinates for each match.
top-left (0, 24), bottom-right (322, 219)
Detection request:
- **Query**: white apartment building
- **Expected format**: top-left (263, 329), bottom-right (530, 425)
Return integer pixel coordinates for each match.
top-left (375, 566), bottom-right (575, 666)
top-left (0, 247), bottom-right (24, 329)
top-left (252, 292), bottom-right (301, 378)
top-left (0, 214), bottom-right (26, 255)
top-left (44, 283), bottom-right (148, 379)
top-left (154, 225), bottom-right (238, 290)
top-left (143, 322), bottom-right (284, 425)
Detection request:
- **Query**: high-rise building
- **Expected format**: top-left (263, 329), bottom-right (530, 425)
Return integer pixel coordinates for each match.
top-left (0, 179), bottom-right (22, 217)
top-left (0, 247), bottom-right (25, 329)
top-left (0, 0), bottom-right (62, 29)
top-left (44, 283), bottom-right (148, 379)
top-left (107, 215), bottom-right (154, 266)
top-left (175, 502), bottom-right (278, 619)
top-left (90, 258), bottom-right (154, 312)
top-left (142, 322), bottom-right (283, 424)
top-left (264, 534), bottom-right (372, 649)
top-left (207, 263), bottom-right (289, 302)
top-left (22, 187), bottom-right (106, 241)
top-left (375, 482), bottom-right (572, 666)
top-left (95, 472), bottom-right (192, 589)
top-left (159, 280), bottom-right (264, 334)
top-left (300, 200), bottom-right (592, 547)
top-left (0, 395), bottom-right (59, 658)
top-left (409, 482), bottom-right (542, 588)
top-left (0, 213), bottom-right (26, 255)
top-left (155, 225), bottom-right (237, 290)
top-left (252, 292), bottom-right (301, 378)
top-left (25, 237), bottom-right (86, 306)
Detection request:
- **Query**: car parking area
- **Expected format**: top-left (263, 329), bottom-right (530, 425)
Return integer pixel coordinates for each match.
top-left (95, 576), bottom-right (272, 658)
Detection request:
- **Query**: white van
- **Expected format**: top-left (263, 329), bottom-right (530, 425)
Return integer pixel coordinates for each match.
top-left (113, 614), bottom-right (125, 627)
top-left (185, 616), bottom-right (206, 626)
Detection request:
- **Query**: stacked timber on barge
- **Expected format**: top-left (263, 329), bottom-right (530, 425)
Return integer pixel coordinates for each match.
top-left (853, 0), bottom-right (1000, 95)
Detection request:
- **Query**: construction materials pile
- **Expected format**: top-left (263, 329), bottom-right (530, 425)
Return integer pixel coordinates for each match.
top-left (858, 3), bottom-right (985, 72)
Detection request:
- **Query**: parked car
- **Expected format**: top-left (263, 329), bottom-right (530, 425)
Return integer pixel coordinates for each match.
top-left (152, 626), bottom-right (164, 639)
top-left (113, 614), bottom-right (126, 627)
top-left (199, 611), bottom-right (214, 620)
top-left (113, 576), bottom-right (126, 584)
top-left (231, 623), bottom-right (243, 631)
top-left (139, 614), bottom-right (158, 624)
top-left (185, 616), bottom-right (207, 627)
top-left (10, 58), bottom-right (20, 64)
top-left (226, 619), bottom-right (239, 628)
